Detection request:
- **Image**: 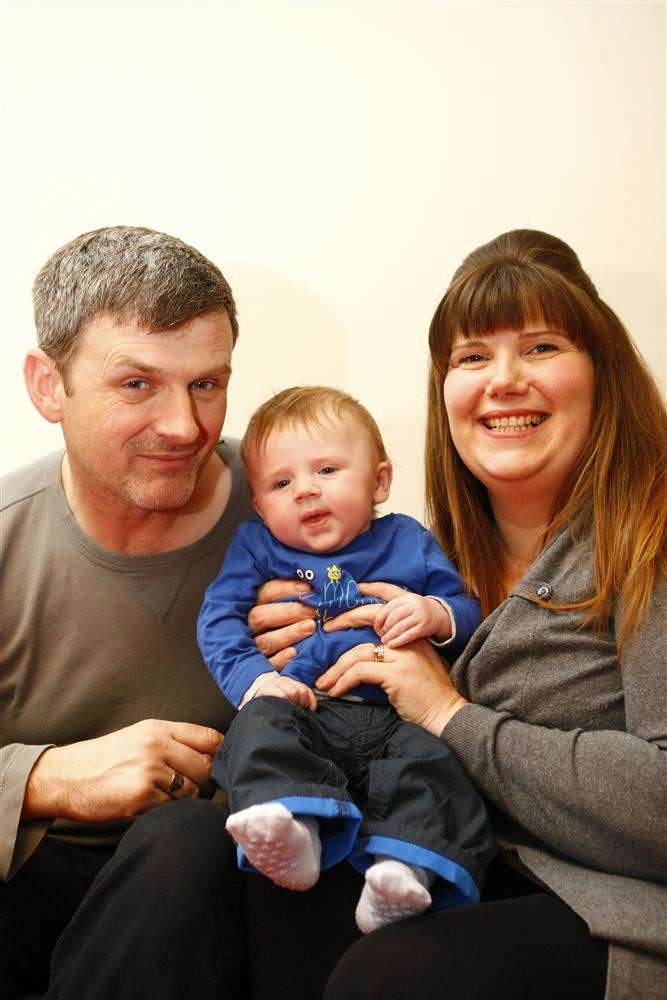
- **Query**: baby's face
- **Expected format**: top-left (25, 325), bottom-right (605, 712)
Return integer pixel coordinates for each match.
top-left (247, 415), bottom-right (391, 553)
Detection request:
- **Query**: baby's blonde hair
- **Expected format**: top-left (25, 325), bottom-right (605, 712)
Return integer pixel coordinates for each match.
top-left (241, 385), bottom-right (390, 467)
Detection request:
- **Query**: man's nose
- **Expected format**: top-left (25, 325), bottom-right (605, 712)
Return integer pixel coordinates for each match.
top-left (485, 353), bottom-right (529, 397)
top-left (151, 389), bottom-right (200, 443)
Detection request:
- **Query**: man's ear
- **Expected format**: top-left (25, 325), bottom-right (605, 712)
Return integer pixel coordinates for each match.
top-left (373, 461), bottom-right (393, 505)
top-left (23, 349), bottom-right (67, 424)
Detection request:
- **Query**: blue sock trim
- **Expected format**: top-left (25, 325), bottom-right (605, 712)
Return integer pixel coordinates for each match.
top-left (236, 796), bottom-right (363, 873)
top-left (349, 834), bottom-right (480, 909)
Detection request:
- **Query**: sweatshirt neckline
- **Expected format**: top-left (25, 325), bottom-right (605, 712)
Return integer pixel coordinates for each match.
top-left (46, 440), bottom-right (248, 572)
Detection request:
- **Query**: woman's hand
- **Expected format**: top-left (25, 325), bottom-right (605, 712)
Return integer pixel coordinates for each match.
top-left (316, 640), bottom-right (469, 736)
top-left (248, 579), bottom-right (317, 669)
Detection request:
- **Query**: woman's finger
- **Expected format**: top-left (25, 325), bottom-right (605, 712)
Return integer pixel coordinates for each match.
top-left (254, 618), bottom-right (316, 657)
top-left (255, 578), bottom-right (311, 604)
top-left (322, 604), bottom-right (382, 633)
top-left (327, 662), bottom-right (389, 698)
top-left (317, 643), bottom-right (389, 689)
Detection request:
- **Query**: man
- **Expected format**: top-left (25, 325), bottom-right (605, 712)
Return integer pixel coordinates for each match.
top-left (0, 226), bottom-right (327, 999)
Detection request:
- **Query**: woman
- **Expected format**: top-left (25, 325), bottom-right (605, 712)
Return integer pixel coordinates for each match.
top-left (309, 230), bottom-right (666, 999)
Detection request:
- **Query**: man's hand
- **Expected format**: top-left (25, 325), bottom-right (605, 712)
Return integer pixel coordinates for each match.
top-left (248, 579), bottom-right (317, 669)
top-left (245, 673), bottom-right (317, 711)
top-left (374, 594), bottom-right (452, 648)
top-left (21, 720), bottom-right (222, 823)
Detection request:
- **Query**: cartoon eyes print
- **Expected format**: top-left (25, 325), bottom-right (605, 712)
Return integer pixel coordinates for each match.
top-left (296, 568), bottom-right (315, 581)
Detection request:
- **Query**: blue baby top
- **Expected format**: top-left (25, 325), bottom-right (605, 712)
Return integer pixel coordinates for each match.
top-left (198, 513), bottom-right (481, 707)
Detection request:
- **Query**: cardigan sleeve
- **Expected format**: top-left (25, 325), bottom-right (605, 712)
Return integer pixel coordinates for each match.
top-left (442, 582), bottom-right (667, 884)
top-left (197, 523), bottom-right (277, 708)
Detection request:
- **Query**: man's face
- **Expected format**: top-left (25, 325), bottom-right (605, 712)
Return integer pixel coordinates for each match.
top-left (57, 310), bottom-right (234, 513)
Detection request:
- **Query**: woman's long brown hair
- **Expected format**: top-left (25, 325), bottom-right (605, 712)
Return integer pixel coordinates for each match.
top-left (425, 229), bottom-right (666, 645)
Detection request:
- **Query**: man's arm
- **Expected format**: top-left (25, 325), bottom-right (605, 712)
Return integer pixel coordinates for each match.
top-left (0, 721), bottom-right (220, 881)
top-left (20, 720), bottom-right (221, 823)
top-left (197, 524), bottom-right (316, 705)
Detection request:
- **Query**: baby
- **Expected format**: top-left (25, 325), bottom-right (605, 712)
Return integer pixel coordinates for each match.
top-left (198, 386), bottom-right (494, 933)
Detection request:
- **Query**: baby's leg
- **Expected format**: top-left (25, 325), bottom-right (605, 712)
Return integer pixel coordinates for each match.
top-left (226, 803), bottom-right (321, 891)
top-left (355, 857), bottom-right (434, 933)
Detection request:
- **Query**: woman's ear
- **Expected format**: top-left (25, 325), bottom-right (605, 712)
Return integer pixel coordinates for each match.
top-left (23, 349), bottom-right (66, 424)
top-left (373, 461), bottom-right (393, 504)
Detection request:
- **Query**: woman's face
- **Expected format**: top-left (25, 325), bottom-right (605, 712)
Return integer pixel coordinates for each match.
top-left (443, 325), bottom-right (595, 506)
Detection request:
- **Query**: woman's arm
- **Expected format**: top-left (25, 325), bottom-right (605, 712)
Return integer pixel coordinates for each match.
top-left (317, 585), bottom-right (667, 884)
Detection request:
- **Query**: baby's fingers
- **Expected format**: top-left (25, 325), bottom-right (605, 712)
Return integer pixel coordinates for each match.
top-left (379, 603), bottom-right (413, 636)
top-left (385, 622), bottom-right (429, 649)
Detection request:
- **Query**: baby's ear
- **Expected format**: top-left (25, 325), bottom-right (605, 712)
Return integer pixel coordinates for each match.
top-left (373, 462), bottom-right (393, 504)
top-left (251, 496), bottom-right (265, 520)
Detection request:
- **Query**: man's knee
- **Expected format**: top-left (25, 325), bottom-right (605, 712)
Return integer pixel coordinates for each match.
top-left (114, 799), bottom-right (236, 887)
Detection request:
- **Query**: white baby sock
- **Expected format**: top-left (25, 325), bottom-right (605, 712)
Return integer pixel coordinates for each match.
top-left (355, 858), bottom-right (433, 933)
top-left (226, 802), bottom-right (321, 891)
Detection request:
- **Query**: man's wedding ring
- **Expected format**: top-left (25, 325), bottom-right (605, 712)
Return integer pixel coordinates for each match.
top-left (372, 645), bottom-right (385, 663)
top-left (168, 771), bottom-right (185, 794)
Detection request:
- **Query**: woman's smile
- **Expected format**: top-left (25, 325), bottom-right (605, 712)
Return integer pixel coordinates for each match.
top-left (444, 326), bottom-right (595, 500)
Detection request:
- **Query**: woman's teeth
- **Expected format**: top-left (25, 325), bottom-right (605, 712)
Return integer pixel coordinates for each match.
top-left (483, 414), bottom-right (547, 431)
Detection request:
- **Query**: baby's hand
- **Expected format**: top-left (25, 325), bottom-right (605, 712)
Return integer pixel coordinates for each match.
top-left (374, 594), bottom-right (452, 649)
top-left (243, 673), bottom-right (317, 712)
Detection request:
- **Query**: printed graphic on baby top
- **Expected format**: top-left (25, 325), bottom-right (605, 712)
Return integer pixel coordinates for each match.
top-left (295, 563), bottom-right (383, 622)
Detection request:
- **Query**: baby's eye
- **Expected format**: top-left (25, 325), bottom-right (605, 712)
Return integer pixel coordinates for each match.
top-left (273, 479), bottom-right (290, 490)
top-left (319, 466), bottom-right (336, 475)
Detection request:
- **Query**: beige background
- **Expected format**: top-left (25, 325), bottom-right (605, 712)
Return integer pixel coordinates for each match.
top-left (3, 1), bottom-right (665, 520)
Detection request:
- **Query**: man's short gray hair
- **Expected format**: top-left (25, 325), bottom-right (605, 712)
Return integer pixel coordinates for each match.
top-left (33, 226), bottom-right (238, 376)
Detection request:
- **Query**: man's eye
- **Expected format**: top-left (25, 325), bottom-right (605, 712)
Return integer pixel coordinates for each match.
top-left (123, 379), bottom-right (150, 390)
top-left (319, 466), bottom-right (336, 475)
top-left (273, 479), bottom-right (290, 490)
top-left (191, 379), bottom-right (219, 391)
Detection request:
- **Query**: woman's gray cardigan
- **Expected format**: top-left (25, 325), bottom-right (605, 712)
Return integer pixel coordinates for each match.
top-left (443, 526), bottom-right (666, 1000)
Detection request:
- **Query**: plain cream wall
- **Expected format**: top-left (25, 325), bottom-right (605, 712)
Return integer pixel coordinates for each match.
top-left (3, 1), bottom-right (665, 520)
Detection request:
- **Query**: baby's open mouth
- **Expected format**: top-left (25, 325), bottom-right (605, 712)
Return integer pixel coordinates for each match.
top-left (302, 511), bottom-right (330, 525)
top-left (482, 413), bottom-right (548, 431)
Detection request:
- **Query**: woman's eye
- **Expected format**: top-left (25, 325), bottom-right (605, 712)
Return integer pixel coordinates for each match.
top-left (451, 353), bottom-right (487, 367)
top-left (528, 342), bottom-right (559, 355)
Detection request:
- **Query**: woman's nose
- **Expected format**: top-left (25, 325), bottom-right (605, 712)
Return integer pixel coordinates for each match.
top-left (485, 354), bottom-right (529, 398)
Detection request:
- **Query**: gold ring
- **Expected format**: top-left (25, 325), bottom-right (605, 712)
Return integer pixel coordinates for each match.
top-left (372, 644), bottom-right (385, 663)
top-left (168, 771), bottom-right (184, 794)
